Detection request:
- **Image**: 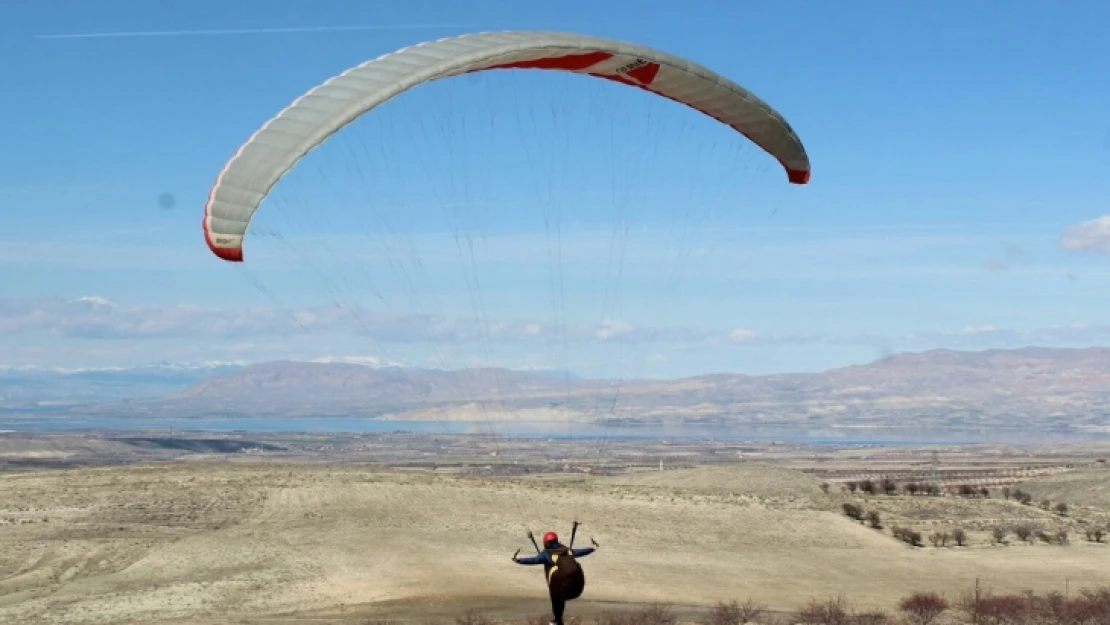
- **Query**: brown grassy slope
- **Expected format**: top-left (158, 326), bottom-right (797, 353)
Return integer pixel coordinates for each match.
top-left (1, 463), bottom-right (1108, 625)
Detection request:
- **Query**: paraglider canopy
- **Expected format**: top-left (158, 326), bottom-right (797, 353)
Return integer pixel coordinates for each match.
top-left (202, 30), bottom-right (811, 263)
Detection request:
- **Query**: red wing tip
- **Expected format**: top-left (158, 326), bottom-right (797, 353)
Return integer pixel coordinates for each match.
top-left (211, 246), bottom-right (244, 262)
top-left (203, 214), bottom-right (244, 262)
top-left (787, 169), bottom-right (811, 185)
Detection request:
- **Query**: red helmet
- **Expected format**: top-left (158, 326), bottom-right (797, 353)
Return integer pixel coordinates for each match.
top-left (543, 531), bottom-right (559, 545)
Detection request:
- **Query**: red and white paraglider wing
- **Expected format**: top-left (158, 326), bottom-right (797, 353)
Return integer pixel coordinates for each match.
top-left (203, 30), bottom-right (811, 262)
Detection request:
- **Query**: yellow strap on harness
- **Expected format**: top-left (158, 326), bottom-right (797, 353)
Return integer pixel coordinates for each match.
top-left (547, 554), bottom-right (560, 583)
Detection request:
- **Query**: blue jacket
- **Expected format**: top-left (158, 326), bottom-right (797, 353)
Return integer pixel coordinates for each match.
top-left (515, 544), bottom-right (595, 566)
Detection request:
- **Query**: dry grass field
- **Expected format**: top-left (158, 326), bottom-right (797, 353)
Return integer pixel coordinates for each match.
top-left (1, 455), bottom-right (1109, 625)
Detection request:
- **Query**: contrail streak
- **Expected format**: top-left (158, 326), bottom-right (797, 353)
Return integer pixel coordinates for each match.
top-left (35, 24), bottom-right (477, 40)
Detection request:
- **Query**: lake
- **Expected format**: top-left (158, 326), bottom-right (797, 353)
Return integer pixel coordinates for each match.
top-left (1, 416), bottom-right (1106, 446)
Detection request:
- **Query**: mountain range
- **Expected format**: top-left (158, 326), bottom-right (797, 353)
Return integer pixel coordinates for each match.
top-left (4, 347), bottom-right (1110, 432)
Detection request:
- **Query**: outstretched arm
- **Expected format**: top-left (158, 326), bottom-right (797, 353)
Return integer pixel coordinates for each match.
top-left (572, 538), bottom-right (600, 558)
top-left (513, 552), bottom-right (547, 566)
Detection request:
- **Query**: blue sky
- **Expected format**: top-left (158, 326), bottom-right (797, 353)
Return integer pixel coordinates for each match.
top-left (1, 0), bottom-right (1109, 377)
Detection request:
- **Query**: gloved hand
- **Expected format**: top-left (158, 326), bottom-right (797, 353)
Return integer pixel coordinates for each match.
top-left (511, 548), bottom-right (520, 562)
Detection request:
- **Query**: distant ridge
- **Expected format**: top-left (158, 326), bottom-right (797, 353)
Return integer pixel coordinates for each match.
top-left (3, 347), bottom-right (1106, 431)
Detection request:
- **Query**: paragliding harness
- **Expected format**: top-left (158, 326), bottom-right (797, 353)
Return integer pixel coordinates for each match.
top-left (528, 522), bottom-right (584, 597)
top-left (514, 521), bottom-right (597, 625)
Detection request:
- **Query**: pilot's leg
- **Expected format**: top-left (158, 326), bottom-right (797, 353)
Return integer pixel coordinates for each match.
top-left (549, 588), bottom-right (566, 625)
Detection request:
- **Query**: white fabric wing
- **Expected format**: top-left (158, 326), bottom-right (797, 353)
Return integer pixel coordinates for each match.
top-left (204, 30), bottom-right (811, 261)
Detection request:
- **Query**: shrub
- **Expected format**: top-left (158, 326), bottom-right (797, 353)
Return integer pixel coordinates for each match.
top-left (904, 482), bottom-right (920, 496)
top-left (702, 599), bottom-right (764, 625)
top-left (1054, 502), bottom-right (1068, 516)
top-left (820, 483), bottom-right (830, 494)
top-left (798, 596), bottom-right (851, 625)
top-left (1073, 588), bottom-right (1110, 622)
top-left (1002, 487), bottom-right (1011, 500)
top-left (1086, 527), bottom-right (1105, 543)
top-left (952, 528), bottom-right (968, 546)
top-left (880, 478), bottom-right (898, 495)
top-left (1035, 530), bottom-right (1053, 544)
top-left (991, 527), bottom-right (1007, 544)
top-left (1055, 530), bottom-right (1069, 544)
top-left (975, 594), bottom-right (1029, 625)
top-left (893, 526), bottom-right (923, 547)
top-left (1041, 499), bottom-right (1052, 511)
top-left (899, 592), bottom-right (948, 625)
top-left (979, 487), bottom-right (990, 498)
top-left (866, 511), bottom-right (883, 529)
top-left (860, 479), bottom-right (876, 495)
top-left (958, 484), bottom-right (975, 497)
top-left (454, 610), bottom-right (492, 625)
top-left (842, 503), bottom-right (864, 521)
top-left (846, 481), bottom-right (858, 493)
top-left (1013, 525), bottom-right (1036, 543)
top-left (852, 611), bottom-right (889, 625)
top-left (599, 605), bottom-right (675, 625)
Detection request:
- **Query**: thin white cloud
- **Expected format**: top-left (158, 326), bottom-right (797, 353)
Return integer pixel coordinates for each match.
top-left (309, 355), bottom-right (406, 368)
top-left (728, 328), bottom-right (757, 342)
top-left (845, 322), bottom-right (1110, 350)
top-left (35, 24), bottom-right (478, 40)
top-left (595, 318), bottom-right (632, 341)
top-left (1061, 216), bottom-right (1110, 254)
top-left (1, 297), bottom-right (811, 348)
top-left (702, 328), bottom-right (819, 347)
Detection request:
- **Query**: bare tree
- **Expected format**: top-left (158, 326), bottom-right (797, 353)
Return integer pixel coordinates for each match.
top-left (899, 592), bottom-right (949, 625)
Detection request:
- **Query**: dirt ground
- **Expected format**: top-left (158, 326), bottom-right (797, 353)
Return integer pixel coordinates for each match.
top-left (1, 460), bottom-right (1108, 625)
